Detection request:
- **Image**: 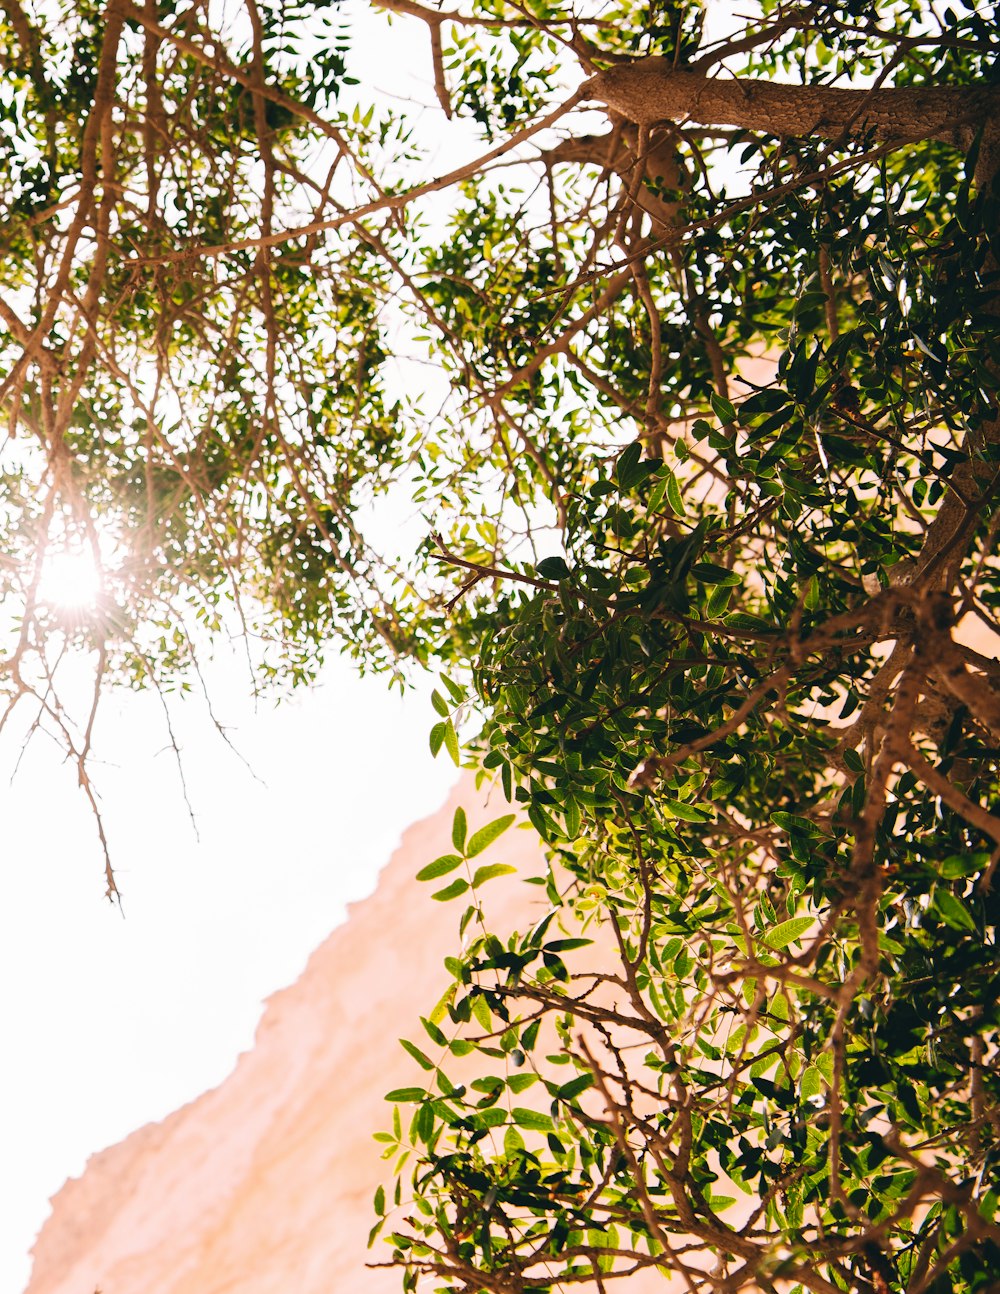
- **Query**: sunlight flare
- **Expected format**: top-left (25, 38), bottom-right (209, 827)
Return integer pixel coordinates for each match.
top-left (37, 549), bottom-right (103, 610)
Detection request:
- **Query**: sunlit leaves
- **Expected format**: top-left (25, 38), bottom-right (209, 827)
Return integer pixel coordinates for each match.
top-left (372, 2), bottom-right (1000, 1287)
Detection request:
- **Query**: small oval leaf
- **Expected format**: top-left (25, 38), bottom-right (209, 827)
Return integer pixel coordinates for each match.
top-left (452, 806), bottom-right (467, 852)
top-left (416, 854), bottom-right (463, 882)
top-left (467, 813), bottom-right (516, 858)
top-left (385, 1087), bottom-right (427, 1102)
top-left (471, 862), bottom-right (516, 888)
top-left (513, 1107), bottom-right (555, 1132)
top-left (432, 877), bottom-right (470, 902)
top-left (763, 917), bottom-right (812, 950)
top-left (399, 1039), bottom-right (435, 1071)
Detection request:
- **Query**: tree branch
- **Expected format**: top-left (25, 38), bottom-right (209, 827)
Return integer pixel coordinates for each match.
top-left (585, 62), bottom-right (998, 146)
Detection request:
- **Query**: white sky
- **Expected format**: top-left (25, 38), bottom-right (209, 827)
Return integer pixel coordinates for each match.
top-left (0, 2), bottom-right (748, 1288)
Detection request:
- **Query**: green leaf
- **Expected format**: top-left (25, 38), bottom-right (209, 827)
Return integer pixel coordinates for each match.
top-left (471, 993), bottom-right (492, 1032)
top-left (421, 1016), bottom-right (447, 1047)
top-left (428, 982), bottom-right (456, 1027)
top-left (711, 392), bottom-right (737, 424)
top-left (763, 918), bottom-right (812, 950)
top-left (415, 1101), bottom-right (434, 1144)
top-left (665, 470), bottom-right (685, 517)
top-left (429, 721), bottom-right (446, 757)
top-left (399, 1039), bottom-right (435, 1070)
top-left (385, 1087), bottom-right (427, 1102)
top-left (725, 611), bottom-right (776, 633)
top-left (793, 290), bottom-right (829, 318)
top-left (939, 852), bottom-right (987, 879)
top-left (556, 1074), bottom-right (593, 1102)
top-left (512, 1107), bottom-right (554, 1131)
top-left (771, 811), bottom-right (825, 836)
top-left (452, 806), bottom-right (467, 852)
top-left (439, 674), bottom-right (464, 704)
top-left (432, 877), bottom-right (469, 902)
top-left (504, 1124), bottom-right (525, 1153)
top-left (467, 813), bottom-right (516, 857)
top-left (416, 854), bottom-right (463, 882)
top-left (443, 719), bottom-right (460, 766)
top-left (471, 862), bottom-right (516, 888)
top-left (691, 562), bottom-right (740, 586)
top-left (705, 582), bottom-right (734, 618)
top-left (615, 441), bottom-right (644, 490)
top-left (647, 471), bottom-right (669, 512)
top-left (588, 1224), bottom-right (619, 1271)
top-left (664, 799), bottom-right (712, 822)
top-left (934, 888), bottom-right (976, 932)
top-left (536, 555), bottom-right (570, 580)
top-left (430, 689), bottom-right (449, 717)
top-left (374, 1184), bottom-right (386, 1215)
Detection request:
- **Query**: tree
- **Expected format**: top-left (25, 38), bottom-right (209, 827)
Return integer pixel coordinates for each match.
top-left (2, 0), bottom-right (999, 1289)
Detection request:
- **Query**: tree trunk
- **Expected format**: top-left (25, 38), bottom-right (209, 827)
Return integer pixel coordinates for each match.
top-left (585, 61), bottom-right (999, 147)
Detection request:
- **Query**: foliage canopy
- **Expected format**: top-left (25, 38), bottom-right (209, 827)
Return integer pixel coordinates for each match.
top-left (1, 0), bottom-right (999, 1289)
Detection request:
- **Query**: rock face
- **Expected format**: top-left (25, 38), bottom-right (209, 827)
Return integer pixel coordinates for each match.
top-left (26, 776), bottom-right (554, 1294)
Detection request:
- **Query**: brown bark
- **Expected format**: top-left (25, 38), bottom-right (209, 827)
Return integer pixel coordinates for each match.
top-left (539, 126), bottom-right (681, 229)
top-left (541, 128), bottom-right (677, 184)
top-left (585, 61), bottom-right (999, 147)
top-left (0, 0), bottom-right (46, 85)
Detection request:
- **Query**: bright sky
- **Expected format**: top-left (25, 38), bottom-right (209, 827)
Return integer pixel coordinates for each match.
top-left (0, 3), bottom-right (747, 1288)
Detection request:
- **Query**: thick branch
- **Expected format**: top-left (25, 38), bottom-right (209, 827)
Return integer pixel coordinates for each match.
top-left (585, 62), bottom-right (998, 146)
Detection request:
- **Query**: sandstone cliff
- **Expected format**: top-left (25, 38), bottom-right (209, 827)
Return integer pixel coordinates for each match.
top-left (26, 775), bottom-right (553, 1294)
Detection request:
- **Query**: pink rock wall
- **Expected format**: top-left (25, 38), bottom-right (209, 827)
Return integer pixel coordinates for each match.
top-left (26, 777), bottom-right (552, 1294)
